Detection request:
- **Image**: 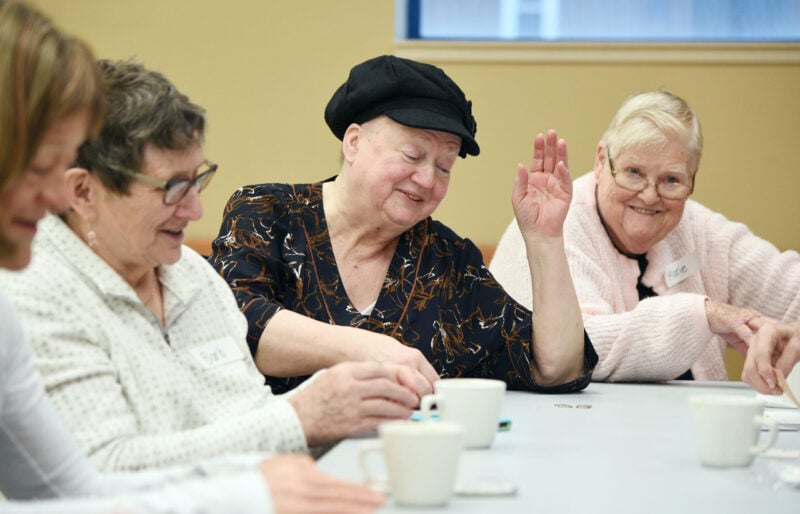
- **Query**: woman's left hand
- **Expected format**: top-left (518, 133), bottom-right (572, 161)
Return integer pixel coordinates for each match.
top-left (512, 129), bottom-right (572, 240)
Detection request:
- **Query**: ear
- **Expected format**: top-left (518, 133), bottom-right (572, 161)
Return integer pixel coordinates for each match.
top-left (341, 123), bottom-right (363, 164)
top-left (64, 167), bottom-right (99, 222)
top-left (593, 142), bottom-right (606, 180)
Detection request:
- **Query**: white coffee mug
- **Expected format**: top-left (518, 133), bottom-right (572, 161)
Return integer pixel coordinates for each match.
top-left (420, 378), bottom-right (506, 448)
top-left (358, 420), bottom-right (463, 507)
top-left (689, 394), bottom-right (779, 468)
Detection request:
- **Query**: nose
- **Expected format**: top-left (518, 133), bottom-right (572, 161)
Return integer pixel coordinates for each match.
top-left (412, 161), bottom-right (436, 189)
top-left (637, 179), bottom-right (661, 203)
top-left (174, 186), bottom-right (203, 221)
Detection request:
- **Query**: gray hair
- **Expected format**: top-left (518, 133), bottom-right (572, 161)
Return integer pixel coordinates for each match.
top-left (601, 90), bottom-right (703, 173)
top-left (75, 59), bottom-right (205, 194)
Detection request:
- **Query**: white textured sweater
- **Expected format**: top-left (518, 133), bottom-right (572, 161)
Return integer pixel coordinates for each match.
top-left (0, 215), bottom-right (307, 472)
top-left (490, 172), bottom-right (800, 381)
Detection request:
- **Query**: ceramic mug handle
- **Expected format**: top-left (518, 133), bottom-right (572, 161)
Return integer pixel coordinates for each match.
top-left (358, 441), bottom-right (388, 491)
top-left (419, 393), bottom-right (442, 421)
top-left (749, 415), bottom-right (778, 455)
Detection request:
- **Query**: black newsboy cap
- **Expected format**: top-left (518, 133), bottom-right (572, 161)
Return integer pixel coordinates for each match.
top-left (324, 55), bottom-right (479, 158)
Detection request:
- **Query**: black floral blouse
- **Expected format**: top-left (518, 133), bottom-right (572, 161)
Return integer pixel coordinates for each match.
top-left (209, 181), bottom-right (597, 394)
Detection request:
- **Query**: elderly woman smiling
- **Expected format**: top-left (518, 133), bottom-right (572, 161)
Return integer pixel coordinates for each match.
top-left (490, 90), bottom-right (800, 382)
top-left (0, 58), bottom-right (420, 474)
top-left (210, 55), bottom-right (597, 394)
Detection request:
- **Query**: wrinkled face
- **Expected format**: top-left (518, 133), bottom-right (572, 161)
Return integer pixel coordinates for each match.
top-left (0, 112), bottom-right (89, 270)
top-left (345, 116), bottom-right (461, 232)
top-left (90, 142), bottom-right (205, 275)
top-left (594, 139), bottom-right (694, 255)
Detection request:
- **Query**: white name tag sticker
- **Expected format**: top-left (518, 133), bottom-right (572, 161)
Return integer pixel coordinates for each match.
top-left (664, 252), bottom-right (700, 288)
top-left (188, 337), bottom-right (244, 369)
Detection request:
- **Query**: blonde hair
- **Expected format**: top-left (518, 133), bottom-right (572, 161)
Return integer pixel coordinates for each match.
top-left (0, 0), bottom-right (105, 192)
top-left (601, 90), bottom-right (703, 173)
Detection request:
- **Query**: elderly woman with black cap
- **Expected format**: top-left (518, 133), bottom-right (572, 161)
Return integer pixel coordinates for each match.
top-left (210, 55), bottom-right (597, 395)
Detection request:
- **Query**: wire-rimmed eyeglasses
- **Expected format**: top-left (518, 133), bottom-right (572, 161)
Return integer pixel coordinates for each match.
top-left (116, 159), bottom-right (217, 205)
top-left (607, 147), bottom-right (693, 201)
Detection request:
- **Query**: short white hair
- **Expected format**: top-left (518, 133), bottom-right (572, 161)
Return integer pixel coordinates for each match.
top-left (602, 90), bottom-right (703, 173)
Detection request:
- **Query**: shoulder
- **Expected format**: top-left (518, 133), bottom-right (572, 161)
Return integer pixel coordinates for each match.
top-left (672, 199), bottom-right (739, 239)
top-left (225, 183), bottom-right (315, 205)
top-left (426, 219), bottom-right (485, 265)
top-left (221, 183), bottom-right (319, 221)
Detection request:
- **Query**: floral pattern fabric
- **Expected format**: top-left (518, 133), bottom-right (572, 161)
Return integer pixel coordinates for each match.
top-left (209, 181), bottom-right (596, 394)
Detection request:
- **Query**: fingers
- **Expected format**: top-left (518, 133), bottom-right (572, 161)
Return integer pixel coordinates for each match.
top-left (357, 397), bottom-right (415, 422)
top-left (742, 324), bottom-right (782, 394)
top-left (532, 130), bottom-right (564, 175)
top-left (395, 365), bottom-right (435, 400)
top-left (732, 322), bottom-right (755, 345)
top-left (556, 134), bottom-right (568, 169)
top-left (415, 359), bottom-right (439, 394)
top-left (554, 159), bottom-right (572, 191)
top-left (543, 130), bottom-right (557, 173)
top-left (530, 133), bottom-right (545, 172)
top-left (512, 163), bottom-right (529, 203)
top-left (334, 362), bottom-right (419, 408)
top-left (261, 454), bottom-right (386, 514)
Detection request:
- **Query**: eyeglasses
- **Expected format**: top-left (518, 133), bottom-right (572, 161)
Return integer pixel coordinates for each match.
top-left (607, 147), bottom-right (693, 201)
top-left (116, 160), bottom-right (217, 205)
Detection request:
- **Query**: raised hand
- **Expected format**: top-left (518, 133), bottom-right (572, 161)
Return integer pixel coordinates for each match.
top-left (512, 130), bottom-right (572, 240)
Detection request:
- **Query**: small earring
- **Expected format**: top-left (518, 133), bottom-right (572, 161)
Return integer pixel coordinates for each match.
top-left (87, 228), bottom-right (97, 248)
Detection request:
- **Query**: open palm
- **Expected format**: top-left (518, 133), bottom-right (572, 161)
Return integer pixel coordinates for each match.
top-left (512, 130), bottom-right (572, 239)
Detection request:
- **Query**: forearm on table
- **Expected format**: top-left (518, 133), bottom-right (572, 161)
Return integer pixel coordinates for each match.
top-left (585, 293), bottom-right (712, 381)
top-left (526, 236), bottom-right (585, 385)
top-left (90, 399), bottom-right (305, 471)
top-left (255, 310), bottom-right (369, 376)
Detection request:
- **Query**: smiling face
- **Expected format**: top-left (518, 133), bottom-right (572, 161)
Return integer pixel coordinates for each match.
top-left (0, 112), bottom-right (90, 270)
top-left (87, 142), bottom-right (205, 278)
top-left (594, 139), bottom-right (694, 255)
top-left (341, 116), bottom-right (461, 234)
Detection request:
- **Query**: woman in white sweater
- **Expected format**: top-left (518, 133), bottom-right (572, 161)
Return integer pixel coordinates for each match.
top-left (490, 90), bottom-right (800, 383)
top-left (0, 1), bottom-right (383, 512)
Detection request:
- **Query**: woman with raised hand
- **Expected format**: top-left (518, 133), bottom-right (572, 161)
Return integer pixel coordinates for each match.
top-left (210, 55), bottom-right (596, 395)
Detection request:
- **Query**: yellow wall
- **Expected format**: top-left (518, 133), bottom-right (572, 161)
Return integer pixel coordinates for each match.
top-left (34, 0), bottom-right (800, 378)
top-left (34, 0), bottom-right (800, 251)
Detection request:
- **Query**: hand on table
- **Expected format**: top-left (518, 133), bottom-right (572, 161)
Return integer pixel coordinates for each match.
top-left (704, 299), bottom-right (772, 355)
top-left (359, 334), bottom-right (438, 399)
top-left (289, 361), bottom-right (419, 447)
top-left (261, 454), bottom-right (385, 514)
top-left (512, 130), bottom-right (572, 241)
top-left (741, 321), bottom-right (800, 395)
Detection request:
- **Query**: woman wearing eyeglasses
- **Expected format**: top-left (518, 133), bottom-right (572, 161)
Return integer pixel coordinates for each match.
top-left (0, 57), bottom-right (420, 478)
top-left (0, 2), bottom-right (387, 513)
top-left (490, 90), bottom-right (800, 383)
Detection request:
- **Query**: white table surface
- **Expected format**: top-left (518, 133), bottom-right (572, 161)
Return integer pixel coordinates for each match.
top-left (318, 381), bottom-right (799, 513)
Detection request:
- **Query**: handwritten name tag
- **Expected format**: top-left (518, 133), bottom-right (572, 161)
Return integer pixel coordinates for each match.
top-left (664, 252), bottom-right (700, 288)
top-left (188, 337), bottom-right (244, 369)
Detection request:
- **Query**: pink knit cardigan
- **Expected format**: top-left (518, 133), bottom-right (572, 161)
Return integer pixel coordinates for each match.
top-left (490, 172), bottom-right (800, 381)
